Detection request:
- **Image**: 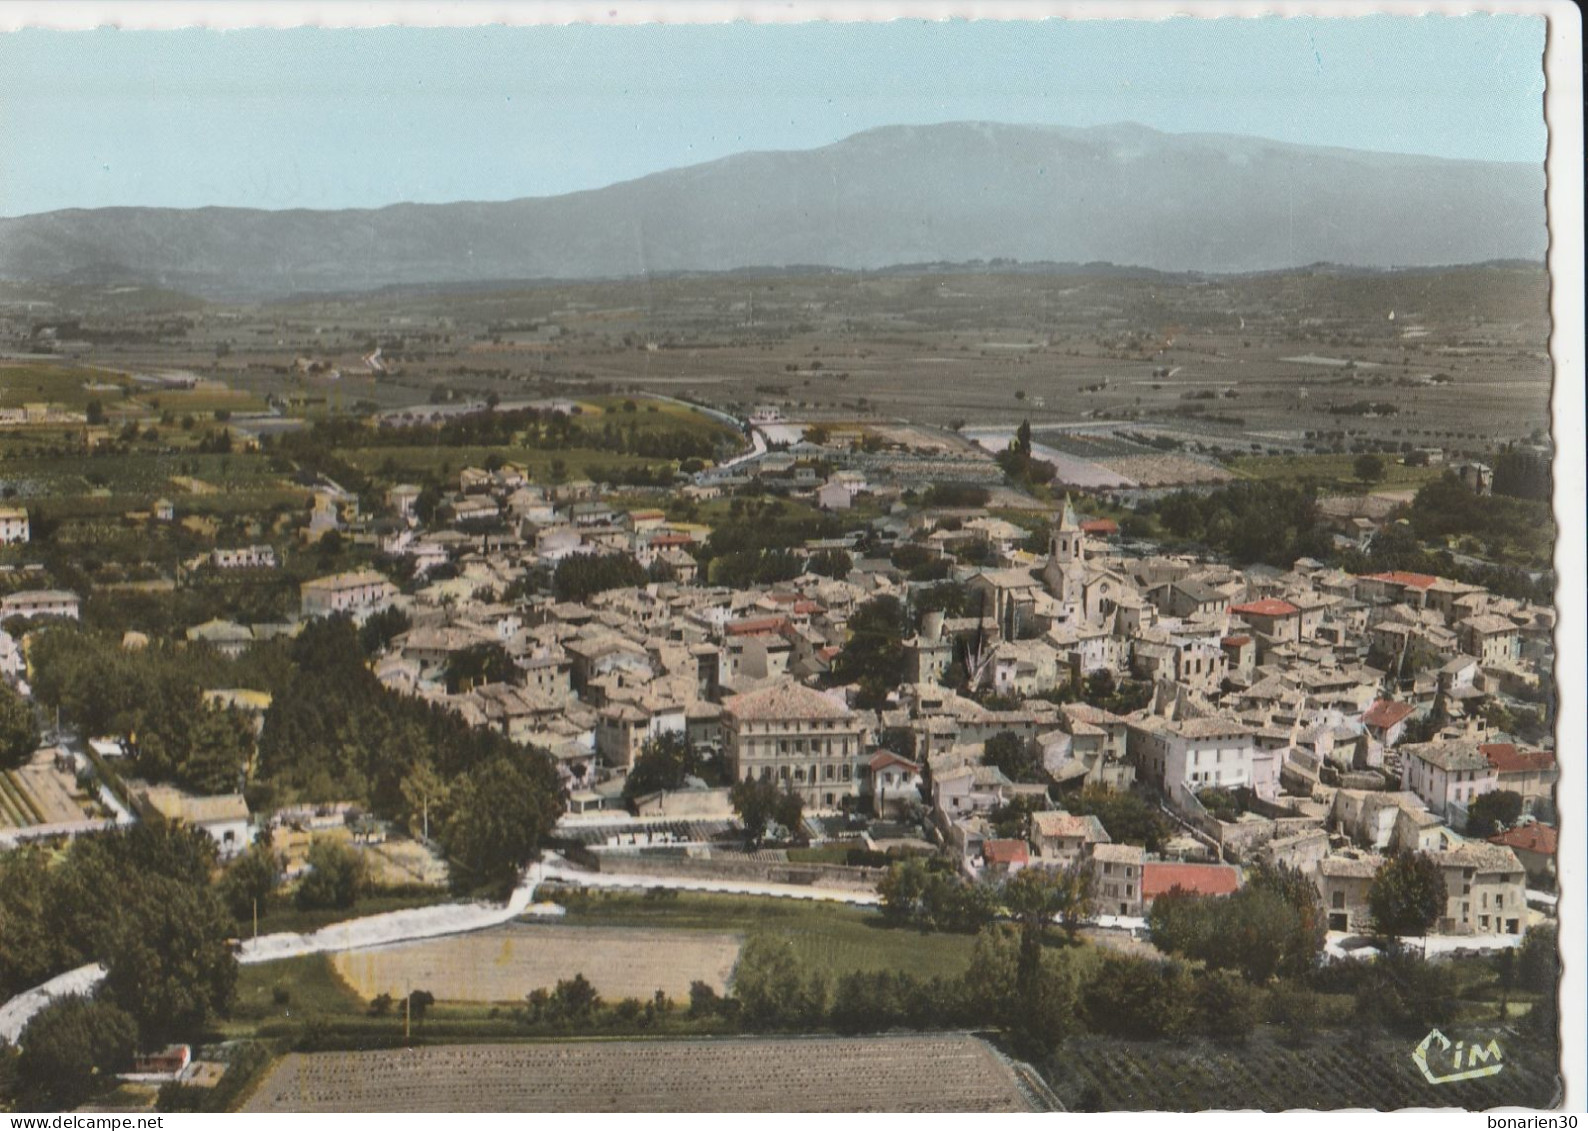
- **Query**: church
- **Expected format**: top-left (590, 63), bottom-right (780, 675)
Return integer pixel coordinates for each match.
top-left (1041, 495), bottom-right (1130, 629)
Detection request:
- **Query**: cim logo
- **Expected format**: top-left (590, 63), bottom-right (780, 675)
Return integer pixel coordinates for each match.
top-left (1413, 1029), bottom-right (1506, 1085)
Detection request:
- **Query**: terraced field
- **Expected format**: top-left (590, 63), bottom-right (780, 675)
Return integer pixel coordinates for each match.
top-left (243, 1034), bottom-right (1048, 1112)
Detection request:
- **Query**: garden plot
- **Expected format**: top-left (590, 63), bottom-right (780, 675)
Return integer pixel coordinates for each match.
top-left (330, 922), bottom-right (742, 1003)
top-left (243, 1034), bottom-right (1045, 1112)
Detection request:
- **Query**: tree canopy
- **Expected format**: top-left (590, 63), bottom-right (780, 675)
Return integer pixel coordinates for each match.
top-left (0, 683), bottom-right (39, 771)
top-left (830, 595), bottom-right (910, 710)
top-left (17, 997), bottom-right (138, 1110)
top-left (1368, 851), bottom-right (1448, 941)
top-left (729, 777), bottom-right (804, 847)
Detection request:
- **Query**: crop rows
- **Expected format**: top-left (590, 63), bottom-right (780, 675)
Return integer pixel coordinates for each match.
top-left (244, 1035), bottom-right (1044, 1112)
top-left (1046, 1030), bottom-right (1561, 1111)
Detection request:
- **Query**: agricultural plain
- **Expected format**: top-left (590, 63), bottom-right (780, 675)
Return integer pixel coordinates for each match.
top-left (242, 1034), bottom-right (1047, 1112)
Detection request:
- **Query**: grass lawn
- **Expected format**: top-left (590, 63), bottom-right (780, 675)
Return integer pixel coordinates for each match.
top-left (1228, 452), bottom-right (1444, 492)
top-left (549, 887), bottom-right (977, 980)
top-left (228, 953), bottom-right (367, 1030)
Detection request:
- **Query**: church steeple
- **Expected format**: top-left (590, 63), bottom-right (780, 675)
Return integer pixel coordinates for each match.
top-left (1056, 493), bottom-right (1079, 533)
top-left (1050, 493), bottom-right (1083, 566)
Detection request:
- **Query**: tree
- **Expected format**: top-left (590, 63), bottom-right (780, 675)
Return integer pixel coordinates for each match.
top-left (440, 749), bottom-right (563, 893)
top-left (0, 848), bottom-right (80, 997)
top-left (444, 642), bottom-right (517, 693)
top-left (399, 759), bottom-right (451, 842)
top-left (0, 684), bottom-right (38, 770)
top-left (807, 548), bottom-right (853, 580)
top-left (100, 876), bottom-right (238, 1044)
top-left (1368, 851), bottom-right (1448, 943)
top-left (1015, 419), bottom-right (1033, 458)
top-left (17, 997), bottom-right (137, 1110)
top-left (732, 934), bottom-right (803, 1030)
top-left (982, 730), bottom-right (1045, 784)
top-left (218, 841), bottom-right (283, 926)
top-left (1517, 924), bottom-right (1558, 994)
top-left (551, 974), bottom-right (600, 1023)
top-left (1246, 861), bottom-right (1327, 978)
top-left (296, 837), bottom-right (369, 910)
top-left (1195, 970), bottom-right (1257, 1044)
top-left (1465, 790), bottom-right (1524, 838)
top-left (1354, 453), bottom-right (1386, 484)
top-left (622, 731), bottom-right (698, 801)
top-left (1082, 954), bottom-right (1195, 1041)
top-left (687, 980), bottom-right (721, 1018)
top-left (830, 595), bottom-right (910, 709)
top-left (877, 858), bottom-right (932, 926)
top-left (730, 776), bottom-right (803, 847)
top-left (1151, 865), bottom-right (1326, 986)
top-left (1065, 786), bottom-right (1171, 853)
top-left (407, 989), bottom-right (436, 1025)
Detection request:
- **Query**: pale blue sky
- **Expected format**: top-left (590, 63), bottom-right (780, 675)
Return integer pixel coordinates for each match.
top-left (0, 15), bottom-right (1548, 217)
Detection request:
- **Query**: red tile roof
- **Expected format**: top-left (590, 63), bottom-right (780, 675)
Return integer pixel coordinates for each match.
top-left (1364, 699), bottom-right (1417, 729)
top-left (983, 839), bottom-right (1029, 866)
top-left (1221, 635), bottom-right (1252, 647)
top-left (1231, 598), bottom-right (1301, 618)
top-left (1142, 862), bottom-right (1241, 900)
top-left (1081, 518), bottom-right (1119, 536)
top-left (725, 616), bottom-right (789, 637)
top-left (1364, 570), bottom-right (1441, 590)
top-left (1481, 743), bottom-right (1557, 773)
top-left (1489, 824), bottom-right (1557, 856)
top-left (869, 750), bottom-right (920, 774)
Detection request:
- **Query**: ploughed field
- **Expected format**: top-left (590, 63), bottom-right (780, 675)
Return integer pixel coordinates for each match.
top-left (330, 922), bottom-right (743, 1002)
top-left (242, 1034), bottom-right (1048, 1112)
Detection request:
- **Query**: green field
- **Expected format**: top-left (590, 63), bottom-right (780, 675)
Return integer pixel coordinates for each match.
top-left (550, 887), bottom-right (978, 980)
top-left (1228, 452), bottom-right (1444, 492)
top-left (0, 364), bottom-right (134, 410)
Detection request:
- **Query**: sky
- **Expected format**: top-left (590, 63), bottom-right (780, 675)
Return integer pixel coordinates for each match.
top-left (0, 13), bottom-right (1549, 217)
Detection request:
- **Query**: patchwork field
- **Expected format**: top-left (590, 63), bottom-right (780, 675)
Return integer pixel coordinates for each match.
top-left (242, 1034), bottom-right (1047, 1112)
top-left (330, 922), bottom-right (743, 1002)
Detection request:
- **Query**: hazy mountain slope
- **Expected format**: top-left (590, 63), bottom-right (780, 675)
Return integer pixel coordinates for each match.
top-left (0, 122), bottom-right (1547, 298)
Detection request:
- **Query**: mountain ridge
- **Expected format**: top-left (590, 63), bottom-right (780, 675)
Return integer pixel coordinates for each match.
top-left (0, 121), bottom-right (1547, 299)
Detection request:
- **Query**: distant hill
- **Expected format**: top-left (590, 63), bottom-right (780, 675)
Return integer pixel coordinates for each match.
top-left (0, 122), bottom-right (1547, 299)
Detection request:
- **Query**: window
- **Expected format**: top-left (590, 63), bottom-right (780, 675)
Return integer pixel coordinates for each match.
top-left (1332, 891), bottom-right (1345, 910)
